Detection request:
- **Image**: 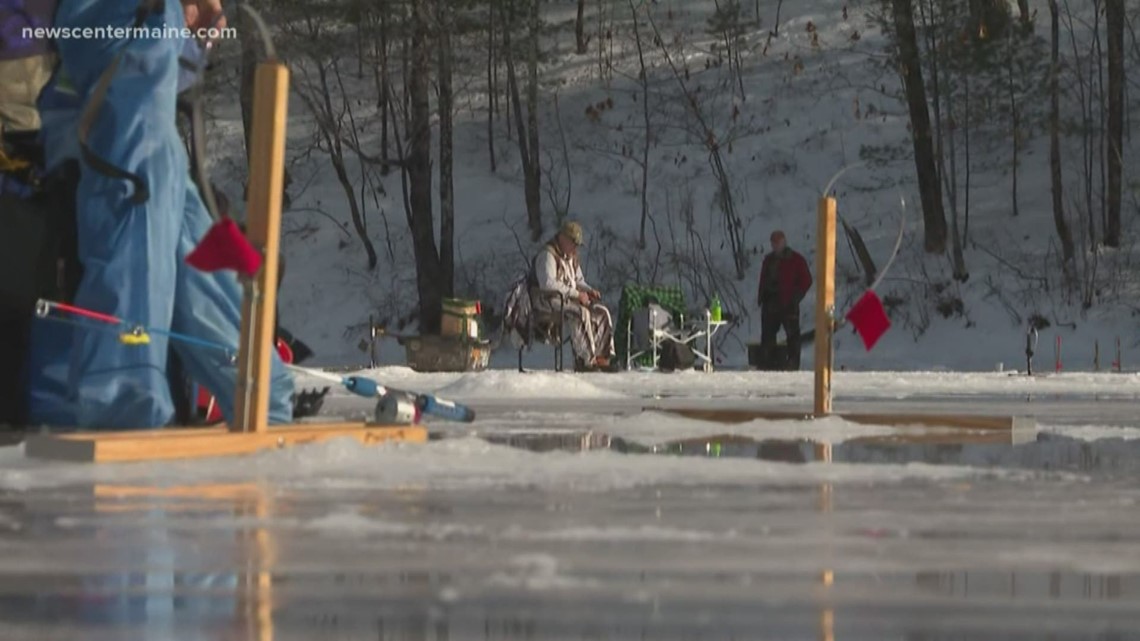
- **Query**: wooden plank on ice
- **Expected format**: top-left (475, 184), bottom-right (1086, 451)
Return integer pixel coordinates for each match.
top-left (24, 423), bottom-right (426, 463)
top-left (648, 407), bottom-right (1035, 433)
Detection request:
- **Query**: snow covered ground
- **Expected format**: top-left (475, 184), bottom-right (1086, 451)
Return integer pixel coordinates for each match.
top-left (195, 0), bottom-right (1140, 372)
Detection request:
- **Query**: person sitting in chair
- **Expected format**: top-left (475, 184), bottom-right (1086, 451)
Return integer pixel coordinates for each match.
top-left (531, 221), bottom-right (615, 372)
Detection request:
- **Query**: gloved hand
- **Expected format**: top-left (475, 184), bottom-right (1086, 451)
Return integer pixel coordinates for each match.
top-left (182, 0), bottom-right (227, 33)
top-left (292, 386), bottom-right (330, 419)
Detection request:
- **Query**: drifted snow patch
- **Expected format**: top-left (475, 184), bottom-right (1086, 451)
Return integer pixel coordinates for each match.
top-left (485, 553), bottom-right (599, 591)
top-left (501, 524), bottom-right (738, 542)
top-left (607, 411), bottom-right (900, 446)
top-left (300, 509), bottom-right (484, 540)
top-left (1044, 425), bottom-right (1140, 442)
top-left (435, 371), bottom-right (626, 400)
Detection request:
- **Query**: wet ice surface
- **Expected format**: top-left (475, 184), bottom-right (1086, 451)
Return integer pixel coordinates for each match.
top-left (3, 370), bottom-right (1140, 640)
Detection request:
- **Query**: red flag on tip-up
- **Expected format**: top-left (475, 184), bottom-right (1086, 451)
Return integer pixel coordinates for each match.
top-left (846, 290), bottom-right (891, 351)
top-left (185, 218), bottom-right (263, 278)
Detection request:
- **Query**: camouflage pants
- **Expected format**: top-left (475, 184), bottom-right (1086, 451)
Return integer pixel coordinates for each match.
top-left (0, 54), bottom-right (55, 136)
top-left (532, 295), bottom-right (615, 363)
top-left (563, 301), bottom-right (615, 363)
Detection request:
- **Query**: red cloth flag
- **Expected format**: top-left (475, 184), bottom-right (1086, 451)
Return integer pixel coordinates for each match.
top-left (186, 218), bottom-right (262, 277)
top-left (846, 290), bottom-right (891, 351)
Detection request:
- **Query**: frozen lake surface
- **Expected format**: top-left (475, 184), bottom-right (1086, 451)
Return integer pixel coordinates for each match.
top-left (2, 369), bottom-right (1140, 640)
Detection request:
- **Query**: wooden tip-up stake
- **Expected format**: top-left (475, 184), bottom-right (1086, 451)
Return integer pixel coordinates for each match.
top-left (814, 196), bottom-right (837, 416)
top-left (234, 62), bottom-right (290, 434)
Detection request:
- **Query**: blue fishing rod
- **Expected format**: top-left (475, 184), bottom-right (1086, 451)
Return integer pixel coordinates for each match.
top-left (35, 299), bottom-right (475, 424)
top-left (286, 364), bottom-right (475, 424)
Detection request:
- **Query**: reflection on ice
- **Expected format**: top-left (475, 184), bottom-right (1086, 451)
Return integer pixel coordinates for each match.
top-left (0, 483), bottom-right (272, 641)
top-left (0, 470), bottom-right (1137, 640)
top-left (2, 387), bottom-right (1140, 639)
top-left (487, 427), bottom-right (1140, 476)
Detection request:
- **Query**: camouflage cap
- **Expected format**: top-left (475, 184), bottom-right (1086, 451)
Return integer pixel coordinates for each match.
top-left (560, 221), bottom-right (584, 246)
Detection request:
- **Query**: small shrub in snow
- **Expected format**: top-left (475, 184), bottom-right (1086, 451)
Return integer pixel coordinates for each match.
top-left (936, 295), bottom-right (965, 319)
top-left (1028, 313), bottom-right (1051, 331)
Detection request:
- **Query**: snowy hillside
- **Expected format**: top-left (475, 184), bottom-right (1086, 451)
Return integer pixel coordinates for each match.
top-left (199, 0), bottom-right (1140, 372)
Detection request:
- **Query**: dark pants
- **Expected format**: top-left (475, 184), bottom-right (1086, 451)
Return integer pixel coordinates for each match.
top-left (760, 304), bottom-right (801, 370)
top-left (0, 160), bottom-right (82, 427)
top-left (0, 308), bottom-right (30, 426)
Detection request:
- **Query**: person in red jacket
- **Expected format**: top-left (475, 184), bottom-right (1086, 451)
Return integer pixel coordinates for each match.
top-left (757, 230), bottom-right (812, 369)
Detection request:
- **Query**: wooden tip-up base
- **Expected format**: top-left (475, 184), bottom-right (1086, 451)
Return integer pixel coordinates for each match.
top-left (24, 423), bottom-right (427, 463)
top-left (650, 408), bottom-right (1036, 433)
top-left (663, 430), bottom-right (1023, 449)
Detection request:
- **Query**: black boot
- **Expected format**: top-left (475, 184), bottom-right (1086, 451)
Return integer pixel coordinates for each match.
top-left (574, 357), bottom-right (596, 373)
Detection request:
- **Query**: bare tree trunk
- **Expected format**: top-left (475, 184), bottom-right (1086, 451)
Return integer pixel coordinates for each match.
top-left (1018, 0), bottom-right (1030, 25)
top-left (1088, 27), bottom-right (1096, 252)
top-left (504, 1), bottom-right (542, 241)
top-left (935, 4), bottom-right (967, 284)
top-left (1106, 0), bottom-right (1124, 247)
top-left (773, 0), bottom-right (784, 36)
top-left (576, 0), bottom-right (588, 54)
top-left (920, 0), bottom-right (942, 190)
top-left (491, 6), bottom-right (499, 125)
top-left (892, 0), bottom-right (948, 254)
top-left (526, 0), bottom-right (543, 240)
top-left (402, 10), bottom-right (410, 121)
top-left (504, 14), bottom-right (526, 150)
top-left (964, 67), bottom-right (972, 242)
top-left (1049, 0), bottom-right (1076, 278)
top-left (946, 97), bottom-right (967, 281)
top-left (596, 0), bottom-right (604, 79)
top-left (408, 0), bottom-right (443, 333)
top-left (918, 0), bottom-right (961, 271)
top-left (438, 0), bottom-right (455, 298)
top-left (355, 0), bottom-right (365, 78)
top-left (1007, 28), bottom-right (1020, 218)
top-left (607, 3), bottom-right (615, 83)
top-left (630, 0), bottom-right (650, 249)
top-left (378, 0), bottom-right (391, 175)
top-left (734, 38), bottom-right (745, 102)
top-left (1093, 2), bottom-right (1107, 243)
top-left (388, 87), bottom-right (413, 236)
top-left (503, 3), bottom-right (511, 142)
top-left (1063, 1), bottom-right (1095, 249)
top-left (487, 0), bottom-right (497, 172)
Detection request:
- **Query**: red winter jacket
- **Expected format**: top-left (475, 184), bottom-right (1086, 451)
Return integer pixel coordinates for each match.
top-left (757, 248), bottom-right (812, 310)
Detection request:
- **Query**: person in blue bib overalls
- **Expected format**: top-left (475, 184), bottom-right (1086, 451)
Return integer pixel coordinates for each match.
top-left (27, 0), bottom-right (295, 428)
